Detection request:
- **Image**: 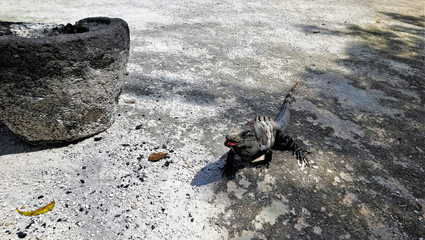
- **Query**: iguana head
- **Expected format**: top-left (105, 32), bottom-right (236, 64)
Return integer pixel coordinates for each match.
top-left (224, 128), bottom-right (262, 158)
top-left (224, 130), bottom-right (256, 147)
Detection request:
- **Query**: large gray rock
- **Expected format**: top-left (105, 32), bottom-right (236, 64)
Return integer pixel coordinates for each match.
top-left (0, 17), bottom-right (130, 144)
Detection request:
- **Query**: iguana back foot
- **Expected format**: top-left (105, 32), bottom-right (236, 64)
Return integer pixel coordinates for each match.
top-left (274, 130), bottom-right (310, 167)
top-left (251, 148), bottom-right (272, 169)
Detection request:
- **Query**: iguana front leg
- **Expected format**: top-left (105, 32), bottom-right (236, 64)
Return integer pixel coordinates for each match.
top-left (223, 146), bottom-right (273, 178)
top-left (275, 130), bottom-right (310, 166)
top-left (223, 150), bottom-right (236, 179)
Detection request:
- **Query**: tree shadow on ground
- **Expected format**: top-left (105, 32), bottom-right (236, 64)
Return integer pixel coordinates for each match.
top-left (296, 11), bottom-right (424, 239)
top-left (192, 11), bottom-right (424, 239)
top-left (1, 8), bottom-right (423, 239)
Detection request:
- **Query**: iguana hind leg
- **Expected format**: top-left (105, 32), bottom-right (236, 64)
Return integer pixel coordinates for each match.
top-left (251, 146), bottom-right (273, 169)
top-left (275, 130), bottom-right (310, 166)
top-left (261, 146), bottom-right (273, 168)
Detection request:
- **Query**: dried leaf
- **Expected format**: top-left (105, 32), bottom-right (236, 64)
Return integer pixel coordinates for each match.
top-left (148, 152), bottom-right (168, 161)
top-left (17, 200), bottom-right (55, 216)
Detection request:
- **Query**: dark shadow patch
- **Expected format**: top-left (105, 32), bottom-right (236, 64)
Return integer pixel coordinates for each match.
top-left (190, 154), bottom-right (227, 186)
top-left (196, 10), bottom-right (425, 240)
top-left (122, 74), bottom-right (218, 106)
top-left (380, 12), bottom-right (425, 27)
top-left (191, 152), bottom-right (276, 186)
top-left (292, 10), bottom-right (425, 239)
top-left (0, 123), bottom-right (71, 156)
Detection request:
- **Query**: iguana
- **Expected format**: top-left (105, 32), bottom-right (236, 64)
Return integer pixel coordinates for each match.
top-left (223, 82), bottom-right (309, 178)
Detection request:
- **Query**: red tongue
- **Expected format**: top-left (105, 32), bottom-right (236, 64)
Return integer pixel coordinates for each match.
top-left (225, 140), bottom-right (237, 147)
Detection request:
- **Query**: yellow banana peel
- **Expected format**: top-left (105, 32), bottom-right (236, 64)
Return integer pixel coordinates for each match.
top-left (17, 200), bottom-right (55, 216)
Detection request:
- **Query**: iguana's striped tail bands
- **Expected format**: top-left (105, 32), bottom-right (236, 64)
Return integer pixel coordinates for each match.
top-left (274, 82), bottom-right (298, 131)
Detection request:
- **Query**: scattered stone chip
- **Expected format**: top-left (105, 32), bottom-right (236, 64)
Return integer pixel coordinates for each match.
top-left (148, 152), bottom-right (168, 162)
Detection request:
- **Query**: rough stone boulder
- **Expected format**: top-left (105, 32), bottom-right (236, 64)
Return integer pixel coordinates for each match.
top-left (0, 17), bottom-right (130, 144)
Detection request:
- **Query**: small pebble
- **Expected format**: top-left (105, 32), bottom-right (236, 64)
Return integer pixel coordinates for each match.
top-left (25, 220), bottom-right (34, 229)
top-left (17, 232), bottom-right (27, 238)
top-left (124, 99), bottom-right (135, 104)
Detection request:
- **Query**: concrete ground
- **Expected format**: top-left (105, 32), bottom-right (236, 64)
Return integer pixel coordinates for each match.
top-left (1, 0), bottom-right (424, 239)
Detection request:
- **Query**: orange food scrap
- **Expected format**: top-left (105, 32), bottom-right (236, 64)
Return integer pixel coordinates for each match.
top-left (148, 152), bottom-right (168, 161)
top-left (17, 200), bottom-right (55, 216)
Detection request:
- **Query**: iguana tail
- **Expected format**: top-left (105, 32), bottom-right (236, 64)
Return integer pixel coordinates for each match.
top-left (274, 82), bottom-right (298, 131)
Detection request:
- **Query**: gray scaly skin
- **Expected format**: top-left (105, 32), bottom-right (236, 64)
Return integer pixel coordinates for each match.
top-left (223, 82), bottom-right (309, 178)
